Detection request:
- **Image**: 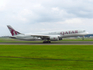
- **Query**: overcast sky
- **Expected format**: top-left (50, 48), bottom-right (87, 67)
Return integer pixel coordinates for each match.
top-left (1, 0), bottom-right (93, 36)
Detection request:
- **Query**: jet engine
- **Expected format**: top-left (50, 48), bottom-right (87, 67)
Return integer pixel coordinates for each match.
top-left (49, 36), bottom-right (59, 41)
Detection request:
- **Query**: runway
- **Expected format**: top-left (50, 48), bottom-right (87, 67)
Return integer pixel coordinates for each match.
top-left (0, 41), bottom-right (93, 45)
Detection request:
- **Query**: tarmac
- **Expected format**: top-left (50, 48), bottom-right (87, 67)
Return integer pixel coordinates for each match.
top-left (0, 41), bottom-right (93, 45)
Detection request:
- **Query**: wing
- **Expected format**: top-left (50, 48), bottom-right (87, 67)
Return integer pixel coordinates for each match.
top-left (31, 35), bottom-right (50, 40)
top-left (31, 34), bottom-right (61, 40)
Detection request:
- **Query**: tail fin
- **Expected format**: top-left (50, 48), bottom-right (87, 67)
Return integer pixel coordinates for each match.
top-left (7, 25), bottom-right (21, 36)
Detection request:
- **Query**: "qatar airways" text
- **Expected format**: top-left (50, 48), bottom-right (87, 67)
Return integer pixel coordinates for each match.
top-left (60, 30), bottom-right (78, 35)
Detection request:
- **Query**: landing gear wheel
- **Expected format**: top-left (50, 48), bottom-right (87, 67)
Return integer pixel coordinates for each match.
top-left (48, 41), bottom-right (51, 43)
top-left (43, 41), bottom-right (51, 43)
top-left (43, 41), bottom-right (46, 43)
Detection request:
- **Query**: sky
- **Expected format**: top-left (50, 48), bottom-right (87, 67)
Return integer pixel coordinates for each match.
top-left (1, 0), bottom-right (93, 36)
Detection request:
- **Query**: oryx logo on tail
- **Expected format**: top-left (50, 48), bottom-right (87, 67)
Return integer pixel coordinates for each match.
top-left (7, 25), bottom-right (21, 36)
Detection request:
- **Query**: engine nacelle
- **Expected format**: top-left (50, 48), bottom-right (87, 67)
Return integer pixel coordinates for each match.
top-left (50, 36), bottom-right (59, 41)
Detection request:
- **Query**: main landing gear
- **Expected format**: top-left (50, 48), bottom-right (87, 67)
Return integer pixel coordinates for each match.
top-left (43, 41), bottom-right (51, 43)
top-left (82, 36), bottom-right (84, 40)
top-left (43, 38), bottom-right (51, 43)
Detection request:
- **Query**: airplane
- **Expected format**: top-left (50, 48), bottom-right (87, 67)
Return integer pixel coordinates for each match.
top-left (7, 25), bottom-right (88, 43)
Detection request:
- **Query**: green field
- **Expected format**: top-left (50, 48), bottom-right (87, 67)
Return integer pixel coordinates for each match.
top-left (0, 45), bottom-right (93, 70)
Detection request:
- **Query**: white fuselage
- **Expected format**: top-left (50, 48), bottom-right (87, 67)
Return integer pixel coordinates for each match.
top-left (12, 30), bottom-right (88, 41)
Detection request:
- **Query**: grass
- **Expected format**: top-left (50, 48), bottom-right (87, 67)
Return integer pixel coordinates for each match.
top-left (61, 37), bottom-right (93, 41)
top-left (0, 37), bottom-right (93, 43)
top-left (0, 45), bottom-right (93, 70)
top-left (0, 38), bottom-right (42, 43)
